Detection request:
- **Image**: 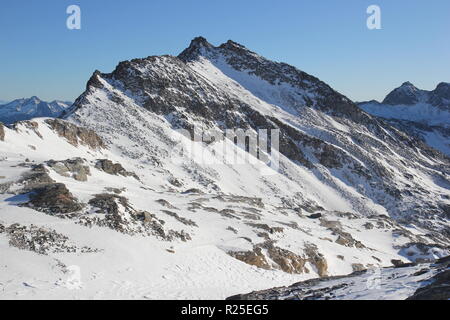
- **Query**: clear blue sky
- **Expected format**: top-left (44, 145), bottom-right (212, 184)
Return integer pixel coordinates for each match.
top-left (0, 0), bottom-right (449, 102)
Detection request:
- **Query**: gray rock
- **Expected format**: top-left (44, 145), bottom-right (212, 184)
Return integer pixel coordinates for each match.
top-left (47, 158), bottom-right (90, 182)
top-left (95, 159), bottom-right (139, 180)
top-left (25, 183), bottom-right (83, 214)
top-left (0, 122), bottom-right (4, 141)
top-left (45, 119), bottom-right (105, 150)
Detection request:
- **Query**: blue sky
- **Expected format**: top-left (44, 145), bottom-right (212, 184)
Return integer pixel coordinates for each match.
top-left (0, 0), bottom-right (449, 102)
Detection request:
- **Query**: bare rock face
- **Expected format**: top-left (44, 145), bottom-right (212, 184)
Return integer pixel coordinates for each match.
top-left (25, 183), bottom-right (83, 214)
top-left (320, 218), bottom-right (365, 249)
top-left (12, 165), bottom-right (55, 194)
top-left (304, 244), bottom-right (328, 277)
top-left (229, 247), bottom-right (272, 270)
top-left (265, 244), bottom-right (309, 274)
top-left (229, 241), bottom-right (328, 276)
top-left (0, 223), bottom-right (98, 255)
top-left (89, 193), bottom-right (131, 216)
top-left (0, 122), bottom-right (5, 141)
top-left (87, 193), bottom-right (133, 233)
top-left (162, 210), bottom-right (198, 227)
top-left (47, 158), bottom-right (91, 182)
top-left (83, 193), bottom-right (191, 241)
top-left (45, 119), bottom-right (105, 150)
top-left (95, 159), bottom-right (140, 180)
top-left (351, 263), bottom-right (366, 272)
top-left (12, 120), bottom-right (43, 138)
top-left (1, 165), bottom-right (82, 218)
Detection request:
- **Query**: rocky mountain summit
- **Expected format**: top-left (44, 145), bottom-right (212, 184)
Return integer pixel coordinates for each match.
top-left (0, 38), bottom-right (449, 299)
top-left (67, 37), bottom-right (449, 232)
top-left (0, 96), bottom-right (71, 125)
top-left (381, 81), bottom-right (450, 108)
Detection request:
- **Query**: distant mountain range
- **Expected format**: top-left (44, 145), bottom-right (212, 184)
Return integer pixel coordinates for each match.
top-left (0, 96), bottom-right (72, 124)
top-left (358, 82), bottom-right (450, 156)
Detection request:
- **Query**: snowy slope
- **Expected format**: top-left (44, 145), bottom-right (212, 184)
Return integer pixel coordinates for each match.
top-left (228, 256), bottom-right (450, 300)
top-left (0, 119), bottom-right (447, 299)
top-left (0, 96), bottom-right (71, 124)
top-left (0, 38), bottom-right (449, 299)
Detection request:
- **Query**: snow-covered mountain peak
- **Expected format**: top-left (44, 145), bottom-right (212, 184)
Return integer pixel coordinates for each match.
top-left (431, 82), bottom-right (450, 106)
top-left (358, 82), bottom-right (450, 155)
top-left (188, 36), bottom-right (214, 49)
top-left (66, 38), bottom-right (449, 234)
top-left (401, 81), bottom-right (416, 88)
top-left (0, 97), bottom-right (72, 125)
top-left (29, 96), bottom-right (41, 103)
top-left (219, 39), bottom-right (248, 50)
top-left (176, 36), bottom-right (215, 61)
top-left (382, 81), bottom-right (424, 105)
top-left (178, 37), bottom-right (368, 121)
top-left (434, 81), bottom-right (450, 90)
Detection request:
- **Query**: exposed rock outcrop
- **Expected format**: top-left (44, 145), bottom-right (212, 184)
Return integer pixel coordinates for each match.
top-left (228, 241), bottom-right (328, 276)
top-left (320, 218), bottom-right (365, 249)
top-left (0, 122), bottom-right (5, 141)
top-left (25, 183), bottom-right (83, 214)
top-left (47, 158), bottom-right (91, 181)
top-left (82, 193), bottom-right (191, 241)
top-left (0, 223), bottom-right (97, 255)
top-left (45, 119), bottom-right (105, 150)
top-left (95, 159), bottom-right (139, 180)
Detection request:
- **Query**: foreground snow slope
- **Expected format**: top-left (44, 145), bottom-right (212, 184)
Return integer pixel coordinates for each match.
top-left (0, 38), bottom-right (449, 299)
top-left (2, 119), bottom-right (442, 299)
top-left (228, 256), bottom-right (450, 300)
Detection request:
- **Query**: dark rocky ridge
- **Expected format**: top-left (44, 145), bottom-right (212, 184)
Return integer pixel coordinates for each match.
top-left (179, 37), bottom-right (371, 123)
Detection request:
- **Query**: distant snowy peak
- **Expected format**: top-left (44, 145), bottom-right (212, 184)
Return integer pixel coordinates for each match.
top-left (358, 82), bottom-right (450, 156)
top-left (429, 82), bottom-right (450, 107)
top-left (381, 81), bottom-right (450, 108)
top-left (359, 82), bottom-right (450, 125)
top-left (0, 96), bottom-right (72, 124)
top-left (382, 82), bottom-right (424, 105)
